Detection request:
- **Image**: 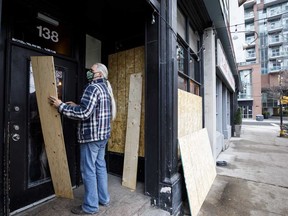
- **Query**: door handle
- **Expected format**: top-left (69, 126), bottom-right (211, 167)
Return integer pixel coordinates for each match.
top-left (12, 133), bottom-right (20, 141)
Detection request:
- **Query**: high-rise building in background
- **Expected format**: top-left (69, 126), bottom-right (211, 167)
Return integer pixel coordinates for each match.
top-left (232, 0), bottom-right (288, 119)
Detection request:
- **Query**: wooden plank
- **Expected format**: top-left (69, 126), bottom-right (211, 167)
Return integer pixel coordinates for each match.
top-left (31, 56), bottom-right (74, 199)
top-left (178, 128), bottom-right (216, 216)
top-left (178, 89), bottom-right (202, 138)
top-left (122, 73), bottom-right (142, 190)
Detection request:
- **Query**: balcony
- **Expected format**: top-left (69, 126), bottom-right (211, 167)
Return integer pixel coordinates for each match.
top-left (238, 61), bottom-right (256, 66)
top-left (245, 38), bottom-right (256, 47)
top-left (264, 0), bottom-right (288, 8)
top-left (238, 95), bottom-right (253, 100)
top-left (268, 37), bottom-right (283, 46)
top-left (267, 23), bottom-right (283, 33)
top-left (244, 0), bottom-right (256, 9)
top-left (246, 53), bottom-right (256, 60)
top-left (238, 85), bottom-right (253, 100)
top-left (269, 66), bottom-right (282, 73)
top-left (244, 12), bottom-right (254, 22)
top-left (267, 10), bottom-right (283, 20)
top-left (245, 26), bottom-right (255, 32)
top-left (268, 51), bottom-right (287, 60)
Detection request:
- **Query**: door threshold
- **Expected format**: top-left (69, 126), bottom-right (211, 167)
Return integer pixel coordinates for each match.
top-left (10, 194), bottom-right (56, 215)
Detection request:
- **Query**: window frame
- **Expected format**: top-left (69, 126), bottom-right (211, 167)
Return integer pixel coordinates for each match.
top-left (176, 8), bottom-right (201, 95)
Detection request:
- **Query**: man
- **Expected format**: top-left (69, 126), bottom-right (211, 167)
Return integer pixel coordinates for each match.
top-left (49, 63), bottom-right (116, 215)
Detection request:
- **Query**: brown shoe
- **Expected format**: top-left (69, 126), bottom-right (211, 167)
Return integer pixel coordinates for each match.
top-left (71, 206), bottom-right (97, 215)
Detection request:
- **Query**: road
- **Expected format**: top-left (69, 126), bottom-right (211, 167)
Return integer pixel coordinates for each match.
top-left (243, 121), bottom-right (280, 126)
top-left (243, 117), bottom-right (288, 127)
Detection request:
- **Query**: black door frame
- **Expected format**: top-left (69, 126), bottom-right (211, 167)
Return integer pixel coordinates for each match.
top-left (6, 42), bottom-right (79, 213)
top-left (0, 0), bottom-right (10, 214)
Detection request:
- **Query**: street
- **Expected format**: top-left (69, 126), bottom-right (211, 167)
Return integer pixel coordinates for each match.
top-left (242, 117), bottom-right (288, 127)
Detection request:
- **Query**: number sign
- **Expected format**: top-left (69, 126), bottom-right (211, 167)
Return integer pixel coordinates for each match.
top-left (12, 10), bottom-right (73, 57)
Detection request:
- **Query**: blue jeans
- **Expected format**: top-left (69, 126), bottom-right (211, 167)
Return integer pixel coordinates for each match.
top-left (80, 139), bottom-right (110, 213)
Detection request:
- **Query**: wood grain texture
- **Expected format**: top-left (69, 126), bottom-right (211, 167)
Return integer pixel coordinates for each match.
top-left (178, 128), bottom-right (216, 216)
top-left (178, 89), bottom-right (202, 138)
top-left (122, 73), bottom-right (142, 190)
top-left (108, 46), bottom-right (145, 157)
top-left (31, 56), bottom-right (73, 199)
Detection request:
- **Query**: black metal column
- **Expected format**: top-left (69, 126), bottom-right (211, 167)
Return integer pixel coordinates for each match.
top-left (145, 0), bottom-right (182, 215)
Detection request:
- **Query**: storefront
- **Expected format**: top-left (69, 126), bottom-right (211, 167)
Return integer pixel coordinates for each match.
top-left (0, 0), bottom-right (239, 215)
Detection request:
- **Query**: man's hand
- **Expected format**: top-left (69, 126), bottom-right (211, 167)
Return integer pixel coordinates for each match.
top-left (48, 96), bottom-right (62, 108)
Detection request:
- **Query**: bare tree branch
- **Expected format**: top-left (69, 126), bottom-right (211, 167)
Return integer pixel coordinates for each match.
top-left (265, 70), bottom-right (288, 100)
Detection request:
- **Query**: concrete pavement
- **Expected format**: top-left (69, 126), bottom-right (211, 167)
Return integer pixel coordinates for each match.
top-left (199, 124), bottom-right (288, 216)
top-left (12, 122), bottom-right (288, 216)
top-left (12, 174), bottom-right (171, 216)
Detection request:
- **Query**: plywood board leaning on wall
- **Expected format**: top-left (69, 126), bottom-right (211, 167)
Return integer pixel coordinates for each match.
top-left (122, 73), bottom-right (142, 190)
top-left (178, 89), bottom-right (203, 159)
top-left (178, 128), bottom-right (216, 216)
top-left (31, 56), bottom-right (74, 199)
top-left (108, 46), bottom-right (145, 157)
top-left (178, 89), bottom-right (202, 138)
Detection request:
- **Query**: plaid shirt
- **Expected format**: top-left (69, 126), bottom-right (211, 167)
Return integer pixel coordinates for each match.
top-left (58, 79), bottom-right (112, 143)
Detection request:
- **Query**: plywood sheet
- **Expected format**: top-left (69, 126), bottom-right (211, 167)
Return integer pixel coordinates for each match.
top-left (178, 89), bottom-right (202, 138)
top-left (31, 56), bottom-right (73, 199)
top-left (126, 48), bottom-right (135, 75)
top-left (178, 128), bottom-right (216, 216)
top-left (108, 46), bottom-right (145, 156)
top-left (122, 73), bottom-right (142, 190)
top-left (135, 46), bottom-right (145, 157)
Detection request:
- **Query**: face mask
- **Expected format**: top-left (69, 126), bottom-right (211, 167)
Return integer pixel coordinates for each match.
top-left (86, 70), bottom-right (94, 82)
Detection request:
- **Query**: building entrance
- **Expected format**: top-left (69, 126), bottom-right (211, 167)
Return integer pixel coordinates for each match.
top-left (8, 45), bottom-right (78, 212)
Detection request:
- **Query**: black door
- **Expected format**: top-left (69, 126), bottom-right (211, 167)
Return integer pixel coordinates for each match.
top-left (9, 44), bottom-right (78, 212)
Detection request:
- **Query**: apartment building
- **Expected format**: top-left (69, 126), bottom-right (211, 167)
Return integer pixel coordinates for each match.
top-left (236, 0), bottom-right (288, 119)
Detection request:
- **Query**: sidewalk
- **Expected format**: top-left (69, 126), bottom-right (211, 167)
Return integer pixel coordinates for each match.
top-left (199, 124), bottom-right (288, 216)
top-left (12, 124), bottom-right (288, 216)
top-left (12, 174), bottom-right (171, 216)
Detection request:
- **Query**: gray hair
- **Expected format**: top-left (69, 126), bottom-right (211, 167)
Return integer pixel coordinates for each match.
top-left (93, 63), bottom-right (117, 121)
top-left (95, 63), bottom-right (109, 79)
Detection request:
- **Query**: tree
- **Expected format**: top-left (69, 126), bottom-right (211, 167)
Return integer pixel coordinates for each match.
top-left (264, 69), bottom-right (288, 136)
top-left (264, 70), bottom-right (288, 102)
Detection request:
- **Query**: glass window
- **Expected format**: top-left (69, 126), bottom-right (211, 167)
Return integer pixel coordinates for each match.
top-left (238, 70), bottom-right (252, 99)
top-left (177, 7), bottom-right (201, 95)
top-left (270, 34), bottom-right (280, 43)
top-left (189, 80), bottom-right (200, 95)
top-left (246, 35), bottom-right (255, 44)
top-left (245, 23), bottom-right (254, 31)
top-left (178, 74), bottom-right (187, 91)
top-left (246, 48), bottom-right (255, 58)
top-left (189, 54), bottom-right (195, 80)
top-left (188, 25), bottom-right (199, 53)
top-left (271, 47), bottom-right (280, 56)
top-left (177, 8), bottom-right (186, 40)
top-left (177, 43), bottom-right (185, 73)
top-left (241, 105), bottom-right (253, 119)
